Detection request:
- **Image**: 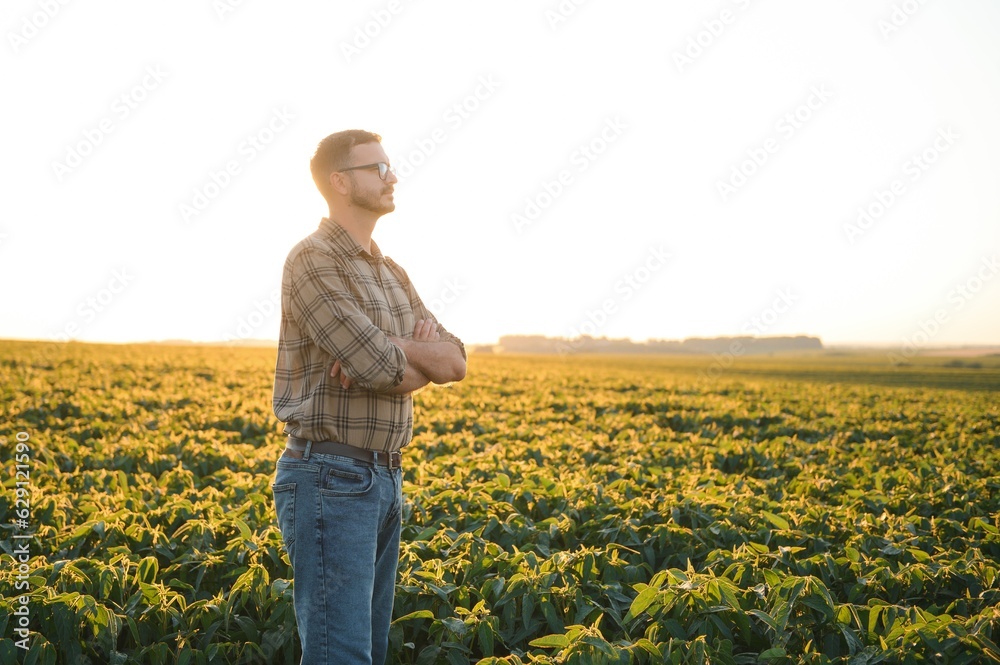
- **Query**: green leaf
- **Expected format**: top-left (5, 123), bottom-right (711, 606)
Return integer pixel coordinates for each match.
top-left (529, 633), bottom-right (570, 648)
top-left (635, 638), bottom-right (661, 657)
top-left (540, 598), bottom-right (562, 631)
top-left (414, 526), bottom-right (437, 541)
top-left (135, 556), bottom-right (158, 585)
top-left (747, 609), bottom-right (778, 632)
top-left (393, 610), bottom-right (434, 623)
top-left (477, 621), bottom-right (495, 656)
top-left (759, 647), bottom-right (787, 661)
top-left (0, 640), bottom-right (14, 661)
top-left (440, 617), bottom-right (468, 636)
top-left (416, 646), bottom-right (442, 665)
top-left (447, 652), bottom-right (469, 665)
top-left (234, 518), bottom-right (252, 540)
top-left (522, 593), bottom-right (536, 628)
top-left (629, 587), bottom-right (660, 617)
top-left (762, 511), bottom-right (790, 530)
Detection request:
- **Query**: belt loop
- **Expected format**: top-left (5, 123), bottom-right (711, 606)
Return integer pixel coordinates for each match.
top-left (303, 440), bottom-right (313, 461)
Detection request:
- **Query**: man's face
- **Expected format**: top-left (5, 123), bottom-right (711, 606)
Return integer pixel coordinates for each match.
top-left (344, 142), bottom-right (397, 215)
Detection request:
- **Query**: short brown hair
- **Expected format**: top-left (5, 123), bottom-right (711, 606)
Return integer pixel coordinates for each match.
top-left (310, 129), bottom-right (382, 204)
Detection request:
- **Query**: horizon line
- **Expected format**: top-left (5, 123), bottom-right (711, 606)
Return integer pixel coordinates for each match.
top-left (2, 335), bottom-right (999, 351)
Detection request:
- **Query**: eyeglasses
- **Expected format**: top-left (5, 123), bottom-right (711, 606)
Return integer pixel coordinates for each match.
top-left (338, 162), bottom-right (395, 181)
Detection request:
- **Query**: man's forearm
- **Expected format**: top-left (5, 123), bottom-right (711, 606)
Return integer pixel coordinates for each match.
top-left (384, 363), bottom-right (431, 394)
top-left (392, 338), bottom-right (466, 384)
top-left (330, 328), bottom-right (465, 395)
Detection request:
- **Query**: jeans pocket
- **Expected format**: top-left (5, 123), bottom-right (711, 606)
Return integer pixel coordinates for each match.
top-left (271, 482), bottom-right (296, 553)
top-left (320, 462), bottom-right (374, 497)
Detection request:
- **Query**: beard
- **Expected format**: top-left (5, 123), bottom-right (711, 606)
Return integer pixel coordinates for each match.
top-left (348, 177), bottom-right (394, 215)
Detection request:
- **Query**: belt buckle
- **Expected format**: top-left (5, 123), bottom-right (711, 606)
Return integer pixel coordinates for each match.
top-left (371, 450), bottom-right (401, 470)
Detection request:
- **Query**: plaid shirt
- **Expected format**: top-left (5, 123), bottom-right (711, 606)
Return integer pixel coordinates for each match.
top-left (272, 218), bottom-right (465, 452)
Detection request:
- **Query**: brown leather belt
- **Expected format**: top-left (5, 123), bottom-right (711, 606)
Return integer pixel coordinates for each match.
top-left (285, 436), bottom-right (402, 470)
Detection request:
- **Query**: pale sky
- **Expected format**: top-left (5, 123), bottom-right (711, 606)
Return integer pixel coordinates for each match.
top-left (2, 1), bottom-right (999, 348)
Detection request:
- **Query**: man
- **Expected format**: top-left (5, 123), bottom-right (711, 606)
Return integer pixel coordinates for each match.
top-left (271, 129), bottom-right (466, 664)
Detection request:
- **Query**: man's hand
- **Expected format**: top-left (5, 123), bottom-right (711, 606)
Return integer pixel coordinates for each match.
top-left (412, 319), bottom-right (440, 342)
top-left (390, 319), bottom-right (466, 385)
top-left (329, 359), bottom-right (354, 390)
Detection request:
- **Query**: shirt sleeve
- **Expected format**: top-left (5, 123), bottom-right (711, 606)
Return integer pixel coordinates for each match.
top-left (287, 246), bottom-right (407, 392)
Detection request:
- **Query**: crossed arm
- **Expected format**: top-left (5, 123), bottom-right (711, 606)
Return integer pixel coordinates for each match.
top-left (288, 247), bottom-right (465, 395)
top-left (330, 318), bottom-right (466, 394)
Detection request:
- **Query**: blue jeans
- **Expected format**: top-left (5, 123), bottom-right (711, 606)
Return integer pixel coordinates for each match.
top-left (271, 447), bottom-right (403, 665)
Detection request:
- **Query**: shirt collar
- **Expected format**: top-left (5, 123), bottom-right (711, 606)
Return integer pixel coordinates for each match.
top-left (318, 217), bottom-right (384, 262)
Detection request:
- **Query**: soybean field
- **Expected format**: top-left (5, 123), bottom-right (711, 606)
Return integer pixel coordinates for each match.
top-left (1, 341), bottom-right (998, 664)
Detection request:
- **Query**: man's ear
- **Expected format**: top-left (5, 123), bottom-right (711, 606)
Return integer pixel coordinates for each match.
top-left (329, 171), bottom-right (350, 196)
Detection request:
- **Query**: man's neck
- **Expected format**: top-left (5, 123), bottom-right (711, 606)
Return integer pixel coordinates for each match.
top-left (329, 209), bottom-right (377, 254)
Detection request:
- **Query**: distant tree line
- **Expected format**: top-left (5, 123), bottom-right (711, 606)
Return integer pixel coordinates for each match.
top-left (475, 335), bottom-right (824, 355)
